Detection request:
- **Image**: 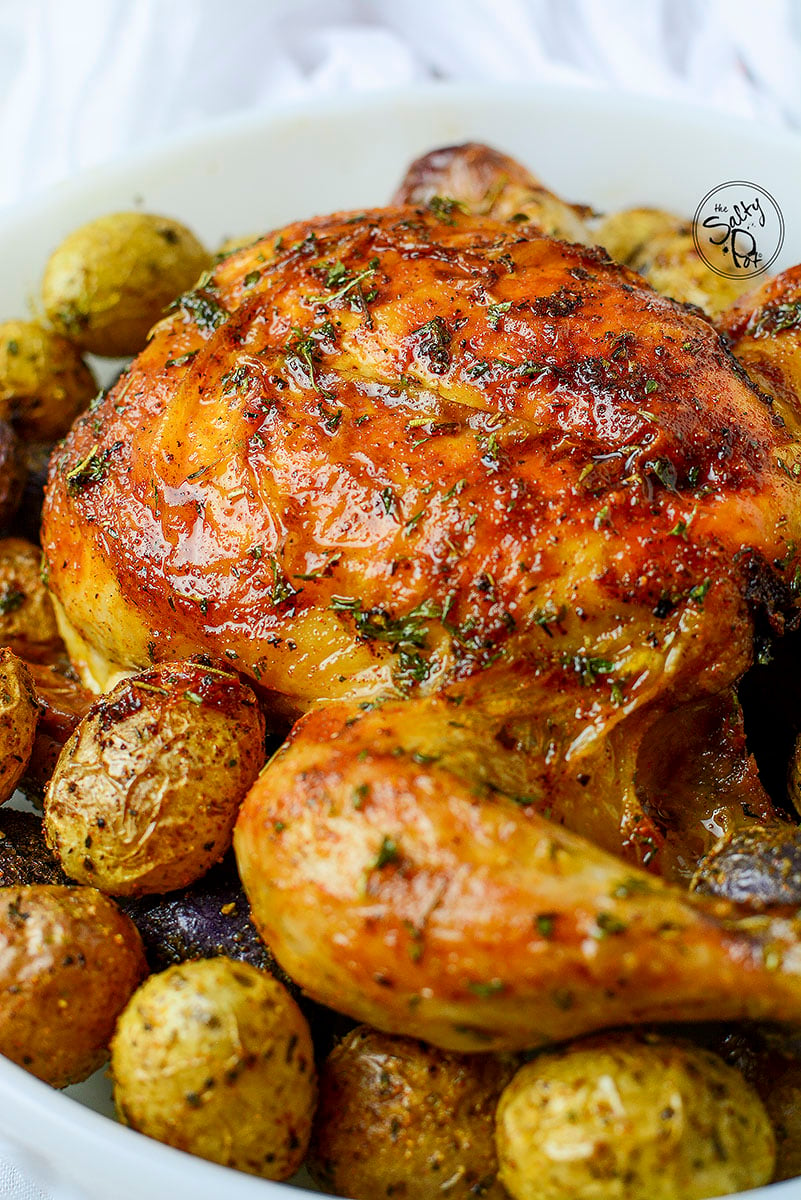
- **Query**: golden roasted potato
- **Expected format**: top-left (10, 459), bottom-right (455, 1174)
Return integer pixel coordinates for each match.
top-left (393, 142), bottom-right (591, 244)
top-left (111, 957), bottom-right (316, 1180)
top-left (0, 883), bottom-right (145, 1087)
top-left (0, 320), bottom-right (96, 441)
top-left (44, 659), bottom-right (265, 895)
top-left (42, 212), bottom-right (211, 357)
top-left (594, 207), bottom-right (680, 266)
top-left (308, 1025), bottom-right (514, 1200)
top-left (0, 649), bottom-right (39, 803)
top-left (495, 1032), bottom-right (774, 1200)
top-left (0, 537), bottom-right (60, 660)
top-left (594, 207), bottom-right (749, 316)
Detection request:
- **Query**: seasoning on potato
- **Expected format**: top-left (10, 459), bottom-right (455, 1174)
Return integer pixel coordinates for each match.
top-left (0, 649), bottom-right (39, 804)
top-left (494, 1032), bottom-right (775, 1200)
top-left (0, 320), bottom-right (96, 441)
top-left (111, 957), bottom-right (316, 1180)
top-left (308, 1025), bottom-right (514, 1200)
top-left (0, 537), bottom-right (61, 661)
top-left (0, 883), bottom-right (146, 1087)
top-left (42, 212), bottom-right (211, 357)
top-left (44, 659), bottom-right (265, 895)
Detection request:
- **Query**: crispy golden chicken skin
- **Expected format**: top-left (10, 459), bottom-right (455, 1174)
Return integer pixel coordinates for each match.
top-left (42, 205), bottom-right (800, 711)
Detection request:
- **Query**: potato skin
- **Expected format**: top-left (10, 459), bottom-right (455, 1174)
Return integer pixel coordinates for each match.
top-left (594, 207), bottom-right (749, 316)
top-left (308, 1025), bottom-right (514, 1200)
top-left (714, 1026), bottom-right (801, 1183)
top-left (0, 537), bottom-right (60, 660)
top-left (495, 1033), bottom-right (774, 1200)
top-left (44, 660), bottom-right (265, 895)
top-left (111, 957), bottom-right (316, 1180)
top-left (42, 213), bottom-right (210, 357)
top-left (0, 809), bottom-right (67, 886)
top-left (691, 824), bottom-right (801, 906)
top-left (0, 649), bottom-right (39, 803)
top-left (0, 883), bottom-right (146, 1087)
top-left (0, 320), bottom-right (96, 441)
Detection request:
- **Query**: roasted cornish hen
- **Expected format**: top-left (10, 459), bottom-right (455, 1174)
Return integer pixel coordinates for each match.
top-left (41, 144), bottom-right (801, 1049)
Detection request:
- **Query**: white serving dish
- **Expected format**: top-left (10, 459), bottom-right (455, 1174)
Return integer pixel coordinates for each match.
top-left (1, 82), bottom-right (801, 1200)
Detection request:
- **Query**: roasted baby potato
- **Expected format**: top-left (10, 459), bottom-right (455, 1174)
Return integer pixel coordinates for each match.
top-left (0, 649), bottom-right (39, 803)
top-left (393, 141), bottom-right (590, 244)
top-left (713, 1026), bottom-right (801, 1183)
top-left (119, 852), bottom-right (282, 976)
top-left (0, 883), bottom-right (145, 1087)
top-left (0, 421), bottom-right (24, 531)
top-left (692, 824), bottom-right (801, 905)
top-left (42, 212), bottom-right (211, 357)
top-left (111, 957), bottom-right (316, 1180)
top-left (594, 207), bottom-right (680, 265)
top-left (594, 207), bottom-right (749, 316)
top-left (0, 320), bottom-right (96, 441)
top-left (13, 440), bottom-right (51, 545)
top-left (308, 1025), bottom-right (514, 1200)
top-left (495, 1032), bottom-right (774, 1200)
top-left (0, 809), bottom-right (67, 886)
top-left (44, 660), bottom-right (265, 895)
top-left (0, 537), bottom-right (60, 660)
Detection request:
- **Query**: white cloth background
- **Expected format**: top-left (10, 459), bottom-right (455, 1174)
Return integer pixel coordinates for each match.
top-left (1, 0), bottom-right (801, 1195)
top-left (3, 0), bottom-right (801, 210)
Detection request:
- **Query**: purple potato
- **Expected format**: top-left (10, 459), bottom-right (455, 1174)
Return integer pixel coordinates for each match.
top-left (0, 808), bottom-right (68, 886)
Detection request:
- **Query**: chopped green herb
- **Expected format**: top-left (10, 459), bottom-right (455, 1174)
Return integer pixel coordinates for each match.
top-left (309, 259), bottom-right (379, 305)
top-left (372, 835), bottom-right (399, 870)
top-left (267, 555), bottom-right (300, 606)
top-left (0, 587), bottom-right (24, 616)
top-left (689, 578), bottom-right (711, 604)
top-left (174, 288), bottom-right (229, 332)
top-left (353, 783), bottom-right (369, 810)
top-left (165, 349), bottom-right (199, 368)
top-left (593, 911), bottom-right (628, 938)
top-left (293, 552), bottom-right (341, 581)
top-left (467, 979), bottom-right (505, 998)
top-left (487, 301), bottom-right (512, 329)
top-left (65, 444), bottom-right (110, 494)
top-left (413, 316), bottom-right (451, 375)
top-left (427, 195), bottom-right (465, 224)
top-left (535, 914), bottom-right (556, 938)
top-left (751, 300), bottom-right (801, 338)
top-left (569, 653), bottom-right (615, 686)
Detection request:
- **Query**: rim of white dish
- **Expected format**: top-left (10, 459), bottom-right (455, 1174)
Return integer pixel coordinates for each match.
top-left (1, 81), bottom-right (801, 1200)
top-left (3, 78), bottom-right (801, 227)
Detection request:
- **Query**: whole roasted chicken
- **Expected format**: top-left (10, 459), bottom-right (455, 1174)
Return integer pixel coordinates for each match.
top-left (42, 144), bottom-right (801, 1050)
